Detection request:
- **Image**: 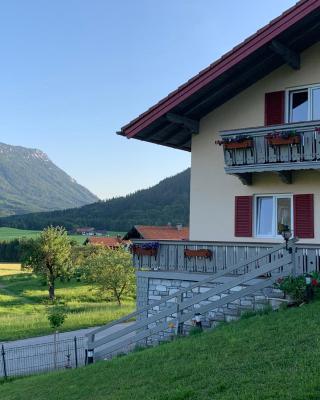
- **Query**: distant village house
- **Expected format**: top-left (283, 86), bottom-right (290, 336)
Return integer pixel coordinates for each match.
top-left (123, 224), bottom-right (189, 241)
top-left (85, 236), bottom-right (130, 249)
top-left (75, 227), bottom-right (95, 236)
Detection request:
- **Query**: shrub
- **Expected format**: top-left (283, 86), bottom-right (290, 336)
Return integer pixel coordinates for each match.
top-left (46, 304), bottom-right (68, 330)
top-left (275, 273), bottom-right (320, 304)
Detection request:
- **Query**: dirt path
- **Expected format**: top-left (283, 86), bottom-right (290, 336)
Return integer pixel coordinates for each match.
top-left (0, 282), bottom-right (34, 304)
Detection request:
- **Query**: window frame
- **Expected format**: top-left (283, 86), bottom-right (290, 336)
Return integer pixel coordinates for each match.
top-left (254, 194), bottom-right (293, 239)
top-left (285, 83), bottom-right (320, 123)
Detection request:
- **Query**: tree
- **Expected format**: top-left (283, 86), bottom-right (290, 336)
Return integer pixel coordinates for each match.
top-left (23, 226), bottom-right (72, 300)
top-left (46, 303), bottom-right (68, 369)
top-left (83, 246), bottom-right (135, 305)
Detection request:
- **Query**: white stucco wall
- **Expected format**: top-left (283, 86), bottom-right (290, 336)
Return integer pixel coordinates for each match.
top-left (190, 42), bottom-right (320, 243)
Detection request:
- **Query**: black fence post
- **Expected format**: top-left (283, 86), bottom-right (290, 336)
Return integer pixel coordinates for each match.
top-left (1, 344), bottom-right (7, 380)
top-left (74, 336), bottom-right (78, 368)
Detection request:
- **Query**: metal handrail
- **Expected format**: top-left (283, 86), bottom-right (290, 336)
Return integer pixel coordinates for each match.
top-left (93, 251), bottom-right (292, 358)
top-left (87, 239), bottom-right (296, 353)
top-left (87, 239), bottom-right (295, 339)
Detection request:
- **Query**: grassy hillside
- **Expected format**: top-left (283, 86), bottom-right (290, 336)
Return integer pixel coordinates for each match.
top-left (1, 300), bottom-right (320, 399)
top-left (0, 169), bottom-right (190, 232)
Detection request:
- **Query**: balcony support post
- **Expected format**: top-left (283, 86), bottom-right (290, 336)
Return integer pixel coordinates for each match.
top-left (234, 173), bottom-right (252, 186)
top-left (277, 171), bottom-right (292, 184)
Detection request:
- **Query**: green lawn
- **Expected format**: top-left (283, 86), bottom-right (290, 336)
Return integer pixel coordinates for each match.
top-left (0, 268), bottom-right (135, 341)
top-left (0, 227), bottom-right (41, 240)
top-left (1, 300), bottom-right (320, 399)
top-left (0, 227), bottom-right (126, 245)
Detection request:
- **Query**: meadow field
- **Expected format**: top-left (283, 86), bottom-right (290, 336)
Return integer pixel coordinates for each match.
top-left (0, 264), bottom-right (135, 342)
top-left (0, 227), bottom-right (126, 245)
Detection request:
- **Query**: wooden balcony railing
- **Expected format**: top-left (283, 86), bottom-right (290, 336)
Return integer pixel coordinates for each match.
top-left (219, 120), bottom-right (320, 184)
top-left (132, 239), bottom-right (320, 276)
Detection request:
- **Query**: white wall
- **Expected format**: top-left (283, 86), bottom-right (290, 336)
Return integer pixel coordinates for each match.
top-left (190, 42), bottom-right (320, 243)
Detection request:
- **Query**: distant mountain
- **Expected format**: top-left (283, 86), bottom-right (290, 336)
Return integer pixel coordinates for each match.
top-left (0, 169), bottom-right (190, 231)
top-left (0, 142), bottom-right (98, 217)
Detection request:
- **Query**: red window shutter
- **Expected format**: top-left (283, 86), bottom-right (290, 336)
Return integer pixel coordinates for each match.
top-left (235, 196), bottom-right (253, 237)
top-left (294, 194), bottom-right (314, 239)
top-left (265, 91), bottom-right (285, 126)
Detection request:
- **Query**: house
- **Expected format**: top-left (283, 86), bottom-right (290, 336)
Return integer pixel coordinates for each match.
top-left (86, 1), bottom-right (320, 358)
top-left (75, 227), bottom-right (95, 236)
top-left (123, 225), bottom-right (189, 241)
top-left (85, 236), bottom-right (130, 249)
top-left (120, 0), bottom-right (320, 246)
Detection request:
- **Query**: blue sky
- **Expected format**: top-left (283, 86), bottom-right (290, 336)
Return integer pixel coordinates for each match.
top-left (0, 0), bottom-right (296, 199)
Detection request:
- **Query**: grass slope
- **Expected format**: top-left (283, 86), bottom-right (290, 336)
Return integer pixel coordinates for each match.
top-left (0, 268), bottom-right (134, 341)
top-left (1, 301), bottom-right (320, 399)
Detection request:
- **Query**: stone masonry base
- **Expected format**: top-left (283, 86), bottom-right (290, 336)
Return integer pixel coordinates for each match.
top-left (136, 271), bottom-right (285, 344)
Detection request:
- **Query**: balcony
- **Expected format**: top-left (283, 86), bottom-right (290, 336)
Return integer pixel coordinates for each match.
top-left (219, 120), bottom-right (320, 185)
top-left (131, 239), bottom-right (320, 276)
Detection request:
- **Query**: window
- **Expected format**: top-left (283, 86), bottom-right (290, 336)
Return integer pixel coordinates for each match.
top-left (255, 195), bottom-right (292, 238)
top-left (288, 85), bottom-right (320, 122)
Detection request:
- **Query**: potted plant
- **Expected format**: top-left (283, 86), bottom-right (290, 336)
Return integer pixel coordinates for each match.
top-left (215, 136), bottom-right (253, 150)
top-left (131, 242), bottom-right (159, 259)
top-left (267, 131), bottom-right (300, 146)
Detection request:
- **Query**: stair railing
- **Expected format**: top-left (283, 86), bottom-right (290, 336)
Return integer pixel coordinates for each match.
top-left (86, 238), bottom-right (297, 360)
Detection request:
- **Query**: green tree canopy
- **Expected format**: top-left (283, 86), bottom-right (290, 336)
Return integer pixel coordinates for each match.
top-left (83, 246), bottom-right (135, 305)
top-left (23, 226), bottom-right (72, 300)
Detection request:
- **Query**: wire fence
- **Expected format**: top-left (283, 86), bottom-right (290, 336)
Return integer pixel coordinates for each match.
top-left (0, 336), bottom-right (87, 378)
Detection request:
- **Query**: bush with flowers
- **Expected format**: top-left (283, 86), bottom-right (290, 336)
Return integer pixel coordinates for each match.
top-left (275, 273), bottom-right (320, 304)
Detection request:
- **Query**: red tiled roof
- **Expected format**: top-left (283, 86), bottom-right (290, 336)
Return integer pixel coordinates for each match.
top-left (87, 237), bottom-right (123, 247)
top-left (121, 0), bottom-right (320, 139)
top-left (135, 225), bottom-right (189, 240)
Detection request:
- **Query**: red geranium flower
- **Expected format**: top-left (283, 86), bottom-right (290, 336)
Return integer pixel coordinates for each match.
top-left (311, 279), bottom-right (318, 287)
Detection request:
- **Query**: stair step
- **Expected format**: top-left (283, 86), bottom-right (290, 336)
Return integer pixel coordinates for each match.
top-left (238, 305), bottom-right (254, 311)
top-left (223, 308), bottom-right (240, 317)
top-left (267, 292), bottom-right (285, 299)
top-left (254, 299), bottom-right (269, 305)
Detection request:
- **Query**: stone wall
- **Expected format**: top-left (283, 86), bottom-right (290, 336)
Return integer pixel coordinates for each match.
top-left (136, 271), bottom-right (285, 339)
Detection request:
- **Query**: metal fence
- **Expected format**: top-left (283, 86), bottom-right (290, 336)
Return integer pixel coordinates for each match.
top-left (0, 336), bottom-right (86, 378)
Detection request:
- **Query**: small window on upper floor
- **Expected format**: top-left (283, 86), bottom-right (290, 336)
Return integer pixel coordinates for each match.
top-left (288, 85), bottom-right (320, 123)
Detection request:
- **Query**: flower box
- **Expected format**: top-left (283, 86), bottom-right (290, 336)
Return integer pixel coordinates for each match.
top-left (223, 139), bottom-right (253, 150)
top-left (267, 136), bottom-right (300, 146)
top-left (131, 243), bottom-right (159, 259)
top-left (184, 248), bottom-right (213, 260)
top-left (132, 247), bottom-right (158, 258)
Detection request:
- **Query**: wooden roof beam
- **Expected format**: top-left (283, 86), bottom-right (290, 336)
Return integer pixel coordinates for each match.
top-left (269, 40), bottom-right (300, 70)
top-left (166, 113), bottom-right (199, 135)
top-left (186, 52), bottom-right (278, 117)
top-left (171, 131), bottom-right (192, 148)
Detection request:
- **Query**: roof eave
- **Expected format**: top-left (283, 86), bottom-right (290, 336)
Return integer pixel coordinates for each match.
top-left (118, 0), bottom-right (320, 150)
